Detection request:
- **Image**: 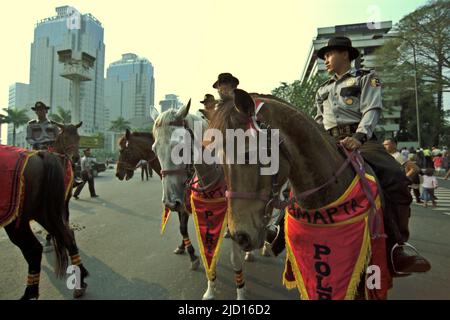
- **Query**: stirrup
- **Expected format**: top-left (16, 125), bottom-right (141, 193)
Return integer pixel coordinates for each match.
top-left (263, 225), bottom-right (280, 257)
top-left (390, 242), bottom-right (421, 275)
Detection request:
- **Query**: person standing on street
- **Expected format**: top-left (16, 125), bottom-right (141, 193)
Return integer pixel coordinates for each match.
top-left (136, 159), bottom-right (149, 181)
top-left (74, 148), bottom-right (99, 199)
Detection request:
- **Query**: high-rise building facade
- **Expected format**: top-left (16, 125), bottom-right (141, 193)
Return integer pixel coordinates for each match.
top-left (105, 53), bottom-right (155, 125)
top-left (7, 83), bottom-right (30, 147)
top-left (29, 5), bottom-right (105, 135)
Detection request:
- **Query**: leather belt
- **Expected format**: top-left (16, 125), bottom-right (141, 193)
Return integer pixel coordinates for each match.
top-left (328, 124), bottom-right (359, 139)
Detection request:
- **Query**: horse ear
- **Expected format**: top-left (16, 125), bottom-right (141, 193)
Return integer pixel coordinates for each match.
top-left (125, 129), bottom-right (131, 140)
top-left (75, 121), bottom-right (83, 129)
top-left (51, 120), bottom-right (65, 130)
top-left (234, 89), bottom-right (254, 116)
top-left (176, 99), bottom-right (191, 119)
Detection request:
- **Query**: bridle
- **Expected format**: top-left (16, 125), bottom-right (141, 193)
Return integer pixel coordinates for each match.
top-left (223, 101), bottom-right (353, 226)
top-left (158, 119), bottom-right (195, 182)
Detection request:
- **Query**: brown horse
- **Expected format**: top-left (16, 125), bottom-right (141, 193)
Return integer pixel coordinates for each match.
top-left (115, 130), bottom-right (200, 270)
top-left (210, 89), bottom-right (390, 299)
top-left (1, 122), bottom-right (89, 300)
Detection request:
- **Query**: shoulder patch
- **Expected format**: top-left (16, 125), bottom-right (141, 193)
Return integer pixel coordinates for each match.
top-left (370, 77), bottom-right (381, 87)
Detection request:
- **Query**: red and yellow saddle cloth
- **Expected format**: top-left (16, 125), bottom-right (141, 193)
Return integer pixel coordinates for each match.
top-left (0, 145), bottom-right (74, 228)
top-left (190, 176), bottom-right (228, 281)
top-left (0, 145), bottom-right (37, 228)
top-left (283, 173), bottom-right (391, 300)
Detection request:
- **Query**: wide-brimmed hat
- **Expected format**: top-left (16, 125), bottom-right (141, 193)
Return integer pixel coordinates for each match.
top-left (317, 36), bottom-right (360, 61)
top-left (200, 94), bottom-right (217, 104)
top-left (212, 73), bottom-right (239, 89)
top-left (31, 101), bottom-right (50, 111)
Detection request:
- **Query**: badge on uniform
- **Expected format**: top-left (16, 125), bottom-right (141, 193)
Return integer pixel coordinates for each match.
top-left (346, 78), bottom-right (356, 86)
top-left (370, 78), bottom-right (381, 87)
top-left (345, 98), bottom-right (353, 105)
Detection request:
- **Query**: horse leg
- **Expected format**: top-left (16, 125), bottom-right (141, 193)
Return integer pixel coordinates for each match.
top-left (5, 222), bottom-right (43, 300)
top-left (231, 241), bottom-right (246, 300)
top-left (202, 272), bottom-right (217, 300)
top-left (179, 211), bottom-right (200, 271)
top-left (173, 211), bottom-right (186, 255)
top-left (63, 198), bottom-right (89, 299)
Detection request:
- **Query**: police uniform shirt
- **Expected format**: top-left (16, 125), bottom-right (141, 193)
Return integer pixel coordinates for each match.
top-left (314, 68), bottom-right (382, 139)
top-left (26, 118), bottom-right (58, 147)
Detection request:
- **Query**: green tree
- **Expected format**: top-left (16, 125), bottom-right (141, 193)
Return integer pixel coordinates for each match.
top-left (374, 0), bottom-right (450, 146)
top-left (392, 0), bottom-right (450, 145)
top-left (272, 73), bottom-right (328, 117)
top-left (49, 106), bottom-right (71, 124)
top-left (109, 116), bottom-right (131, 132)
top-left (1, 108), bottom-right (30, 146)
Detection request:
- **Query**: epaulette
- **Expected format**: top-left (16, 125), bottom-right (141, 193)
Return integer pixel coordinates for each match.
top-left (355, 69), bottom-right (373, 77)
top-left (28, 119), bottom-right (37, 124)
top-left (319, 78), bottom-right (333, 87)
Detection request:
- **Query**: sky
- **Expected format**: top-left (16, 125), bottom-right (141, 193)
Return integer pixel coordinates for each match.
top-left (0, 0), bottom-right (429, 141)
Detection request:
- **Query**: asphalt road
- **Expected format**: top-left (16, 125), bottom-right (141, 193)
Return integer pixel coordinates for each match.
top-left (0, 167), bottom-right (449, 300)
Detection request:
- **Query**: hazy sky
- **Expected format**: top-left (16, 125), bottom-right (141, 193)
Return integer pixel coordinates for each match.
top-left (0, 0), bottom-right (428, 140)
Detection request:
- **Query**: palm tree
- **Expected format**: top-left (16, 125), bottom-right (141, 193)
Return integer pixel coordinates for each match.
top-left (109, 116), bottom-right (131, 132)
top-left (49, 106), bottom-right (71, 124)
top-left (2, 108), bottom-right (30, 146)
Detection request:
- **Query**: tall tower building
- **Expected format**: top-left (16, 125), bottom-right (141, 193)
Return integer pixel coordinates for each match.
top-left (28, 5), bottom-right (105, 135)
top-left (105, 53), bottom-right (155, 125)
top-left (7, 83), bottom-right (30, 147)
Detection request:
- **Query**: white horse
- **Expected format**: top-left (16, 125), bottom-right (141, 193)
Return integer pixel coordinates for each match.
top-left (152, 101), bottom-right (247, 300)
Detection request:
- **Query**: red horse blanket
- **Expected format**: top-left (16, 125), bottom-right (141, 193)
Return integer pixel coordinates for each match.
top-left (0, 145), bottom-right (37, 227)
top-left (283, 174), bottom-right (391, 300)
top-left (0, 145), bottom-right (74, 228)
top-left (190, 176), bottom-right (228, 281)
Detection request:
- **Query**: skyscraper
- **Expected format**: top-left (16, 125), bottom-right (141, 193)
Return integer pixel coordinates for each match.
top-left (28, 6), bottom-right (105, 135)
top-left (7, 83), bottom-right (30, 147)
top-left (105, 53), bottom-right (155, 125)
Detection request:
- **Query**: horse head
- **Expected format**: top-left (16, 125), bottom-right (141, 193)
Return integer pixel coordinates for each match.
top-left (152, 99), bottom-right (206, 211)
top-left (53, 121), bottom-right (83, 159)
top-left (210, 89), bottom-right (291, 251)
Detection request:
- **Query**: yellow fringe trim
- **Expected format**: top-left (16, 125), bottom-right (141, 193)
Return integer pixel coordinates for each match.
top-left (160, 207), bottom-right (170, 235)
top-left (344, 216), bottom-right (371, 300)
top-left (284, 211), bottom-right (309, 300)
top-left (191, 194), bottom-right (228, 282)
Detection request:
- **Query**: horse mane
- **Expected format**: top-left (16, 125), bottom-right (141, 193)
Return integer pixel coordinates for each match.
top-left (153, 108), bottom-right (208, 139)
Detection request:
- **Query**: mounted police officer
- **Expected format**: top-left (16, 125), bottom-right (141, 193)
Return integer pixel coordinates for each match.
top-left (26, 101), bottom-right (59, 150)
top-left (197, 94), bottom-right (218, 121)
top-left (213, 73), bottom-right (239, 108)
top-left (314, 36), bottom-right (430, 274)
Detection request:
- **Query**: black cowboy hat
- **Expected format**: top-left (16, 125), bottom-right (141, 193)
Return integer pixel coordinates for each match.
top-left (31, 101), bottom-right (50, 111)
top-left (317, 36), bottom-right (360, 61)
top-left (212, 73), bottom-right (239, 89)
top-left (200, 94), bottom-right (216, 104)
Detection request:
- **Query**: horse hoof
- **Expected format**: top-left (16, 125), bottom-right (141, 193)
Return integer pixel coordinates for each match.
top-left (173, 247), bottom-right (185, 255)
top-left (245, 252), bottom-right (255, 262)
top-left (73, 283), bottom-right (88, 299)
top-left (237, 287), bottom-right (247, 300)
top-left (190, 258), bottom-right (200, 271)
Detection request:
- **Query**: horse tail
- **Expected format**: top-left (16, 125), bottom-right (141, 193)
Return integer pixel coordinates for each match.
top-left (40, 152), bottom-right (69, 278)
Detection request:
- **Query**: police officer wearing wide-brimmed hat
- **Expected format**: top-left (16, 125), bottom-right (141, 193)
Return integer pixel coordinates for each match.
top-left (213, 73), bottom-right (240, 105)
top-left (314, 36), bottom-right (430, 274)
top-left (197, 94), bottom-right (218, 121)
top-left (26, 101), bottom-right (59, 150)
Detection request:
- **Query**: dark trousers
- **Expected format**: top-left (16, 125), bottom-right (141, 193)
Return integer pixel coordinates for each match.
top-left (359, 139), bottom-right (412, 246)
top-left (141, 166), bottom-right (149, 181)
top-left (74, 171), bottom-right (96, 197)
